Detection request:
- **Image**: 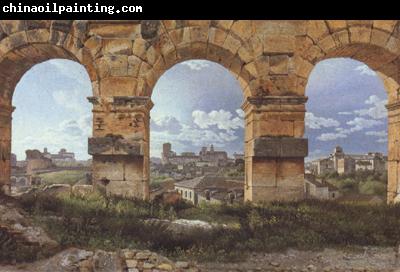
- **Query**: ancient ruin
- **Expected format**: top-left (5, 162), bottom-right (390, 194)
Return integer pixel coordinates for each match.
top-left (0, 20), bottom-right (399, 202)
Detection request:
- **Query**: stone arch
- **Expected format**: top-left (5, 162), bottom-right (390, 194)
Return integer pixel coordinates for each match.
top-left (296, 20), bottom-right (400, 203)
top-left (0, 20), bottom-right (99, 194)
top-left (296, 20), bottom-right (400, 101)
top-left (125, 20), bottom-right (276, 99)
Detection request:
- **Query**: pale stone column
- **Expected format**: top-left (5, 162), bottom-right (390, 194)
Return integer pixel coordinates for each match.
top-left (386, 101), bottom-right (400, 203)
top-left (88, 96), bottom-right (153, 200)
top-left (0, 104), bottom-right (14, 195)
top-left (242, 96), bottom-right (308, 202)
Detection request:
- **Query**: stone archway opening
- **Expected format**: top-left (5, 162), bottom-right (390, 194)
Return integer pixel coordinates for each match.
top-left (299, 26), bottom-right (400, 203)
top-left (0, 43), bottom-right (95, 195)
top-left (149, 59), bottom-right (246, 203)
top-left (304, 57), bottom-right (388, 201)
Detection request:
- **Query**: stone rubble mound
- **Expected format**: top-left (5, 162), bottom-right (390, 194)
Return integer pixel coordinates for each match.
top-left (0, 248), bottom-right (199, 272)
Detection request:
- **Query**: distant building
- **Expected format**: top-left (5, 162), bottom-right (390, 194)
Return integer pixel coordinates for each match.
top-left (309, 146), bottom-right (387, 175)
top-left (233, 152), bottom-right (244, 161)
top-left (304, 174), bottom-right (340, 200)
top-left (10, 153), bottom-right (17, 168)
top-left (43, 148), bottom-right (75, 163)
top-left (199, 145), bottom-right (228, 166)
top-left (161, 143), bottom-right (229, 167)
top-left (25, 149), bottom-right (54, 175)
top-left (311, 158), bottom-right (335, 175)
top-left (336, 156), bottom-right (355, 175)
top-left (174, 175), bottom-right (244, 205)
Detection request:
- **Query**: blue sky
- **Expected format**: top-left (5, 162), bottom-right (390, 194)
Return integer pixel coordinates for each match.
top-left (12, 59), bottom-right (92, 160)
top-left (305, 58), bottom-right (387, 161)
top-left (11, 57), bottom-right (387, 161)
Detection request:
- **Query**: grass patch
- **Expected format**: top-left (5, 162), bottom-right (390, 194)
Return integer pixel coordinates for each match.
top-left (14, 192), bottom-right (400, 263)
top-left (38, 170), bottom-right (88, 186)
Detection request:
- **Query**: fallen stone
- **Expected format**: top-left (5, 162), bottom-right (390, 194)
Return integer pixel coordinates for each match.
top-left (125, 259), bottom-right (138, 268)
top-left (135, 251), bottom-right (151, 260)
top-left (93, 250), bottom-right (121, 272)
top-left (157, 263), bottom-right (173, 270)
top-left (42, 184), bottom-right (71, 196)
top-left (176, 261), bottom-right (189, 268)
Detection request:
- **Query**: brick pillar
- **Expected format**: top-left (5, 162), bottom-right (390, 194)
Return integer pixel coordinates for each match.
top-left (0, 104), bottom-right (14, 195)
top-left (88, 96), bottom-right (153, 200)
top-left (386, 101), bottom-right (400, 203)
top-left (242, 96), bottom-right (308, 202)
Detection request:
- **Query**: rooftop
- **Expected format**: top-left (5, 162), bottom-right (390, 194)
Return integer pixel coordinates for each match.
top-left (174, 175), bottom-right (243, 190)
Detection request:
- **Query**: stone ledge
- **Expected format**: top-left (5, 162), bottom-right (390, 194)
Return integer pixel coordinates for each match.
top-left (253, 137), bottom-right (308, 158)
top-left (242, 95), bottom-right (308, 110)
top-left (88, 135), bottom-right (143, 156)
top-left (386, 101), bottom-right (400, 111)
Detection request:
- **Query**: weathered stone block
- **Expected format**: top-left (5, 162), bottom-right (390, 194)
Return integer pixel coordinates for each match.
top-left (326, 20), bottom-right (347, 32)
top-left (141, 20), bottom-right (161, 40)
top-left (349, 26), bottom-right (371, 44)
top-left (103, 39), bottom-right (132, 55)
top-left (269, 55), bottom-right (289, 75)
top-left (307, 20), bottom-right (329, 42)
top-left (89, 23), bottom-right (140, 39)
top-left (263, 35), bottom-right (295, 53)
top-left (253, 137), bottom-right (308, 158)
top-left (370, 29), bottom-right (390, 47)
top-left (88, 136), bottom-right (143, 156)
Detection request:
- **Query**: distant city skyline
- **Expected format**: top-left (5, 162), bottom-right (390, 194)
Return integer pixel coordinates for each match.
top-left (11, 57), bottom-right (387, 161)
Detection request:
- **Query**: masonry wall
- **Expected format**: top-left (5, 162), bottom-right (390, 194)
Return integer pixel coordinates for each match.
top-left (0, 20), bottom-right (399, 203)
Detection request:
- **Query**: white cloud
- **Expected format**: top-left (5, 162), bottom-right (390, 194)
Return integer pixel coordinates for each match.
top-left (149, 112), bottom-right (243, 157)
top-left (365, 130), bottom-right (387, 137)
top-left (338, 111), bottom-right (353, 115)
top-left (236, 109), bottom-right (245, 118)
top-left (377, 138), bottom-right (388, 143)
top-left (354, 64), bottom-right (377, 76)
top-left (354, 95), bottom-right (387, 120)
top-left (192, 109), bottom-right (243, 132)
top-left (346, 117), bottom-right (383, 132)
top-left (180, 60), bottom-right (210, 71)
top-left (366, 130), bottom-right (388, 144)
top-left (151, 115), bottom-right (182, 134)
top-left (305, 112), bottom-right (340, 129)
top-left (317, 132), bottom-right (348, 141)
top-left (317, 117), bottom-right (384, 142)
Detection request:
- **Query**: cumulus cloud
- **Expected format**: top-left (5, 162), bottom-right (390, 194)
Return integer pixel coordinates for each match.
top-left (180, 60), bottom-right (210, 71)
top-left (150, 110), bottom-right (244, 157)
top-left (305, 112), bottom-right (340, 129)
top-left (192, 109), bottom-right (244, 132)
top-left (236, 109), bottom-right (245, 118)
top-left (346, 117), bottom-right (383, 132)
top-left (354, 64), bottom-right (377, 76)
top-left (366, 130), bottom-right (388, 143)
top-left (354, 95), bottom-right (387, 120)
top-left (316, 116), bottom-right (384, 142)
top-left (151, 116), bottom-right (182, 134)
top-left (365, 130), bottom-right (387, 137)
top-left (317, 132), bottom-right (348, 141)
